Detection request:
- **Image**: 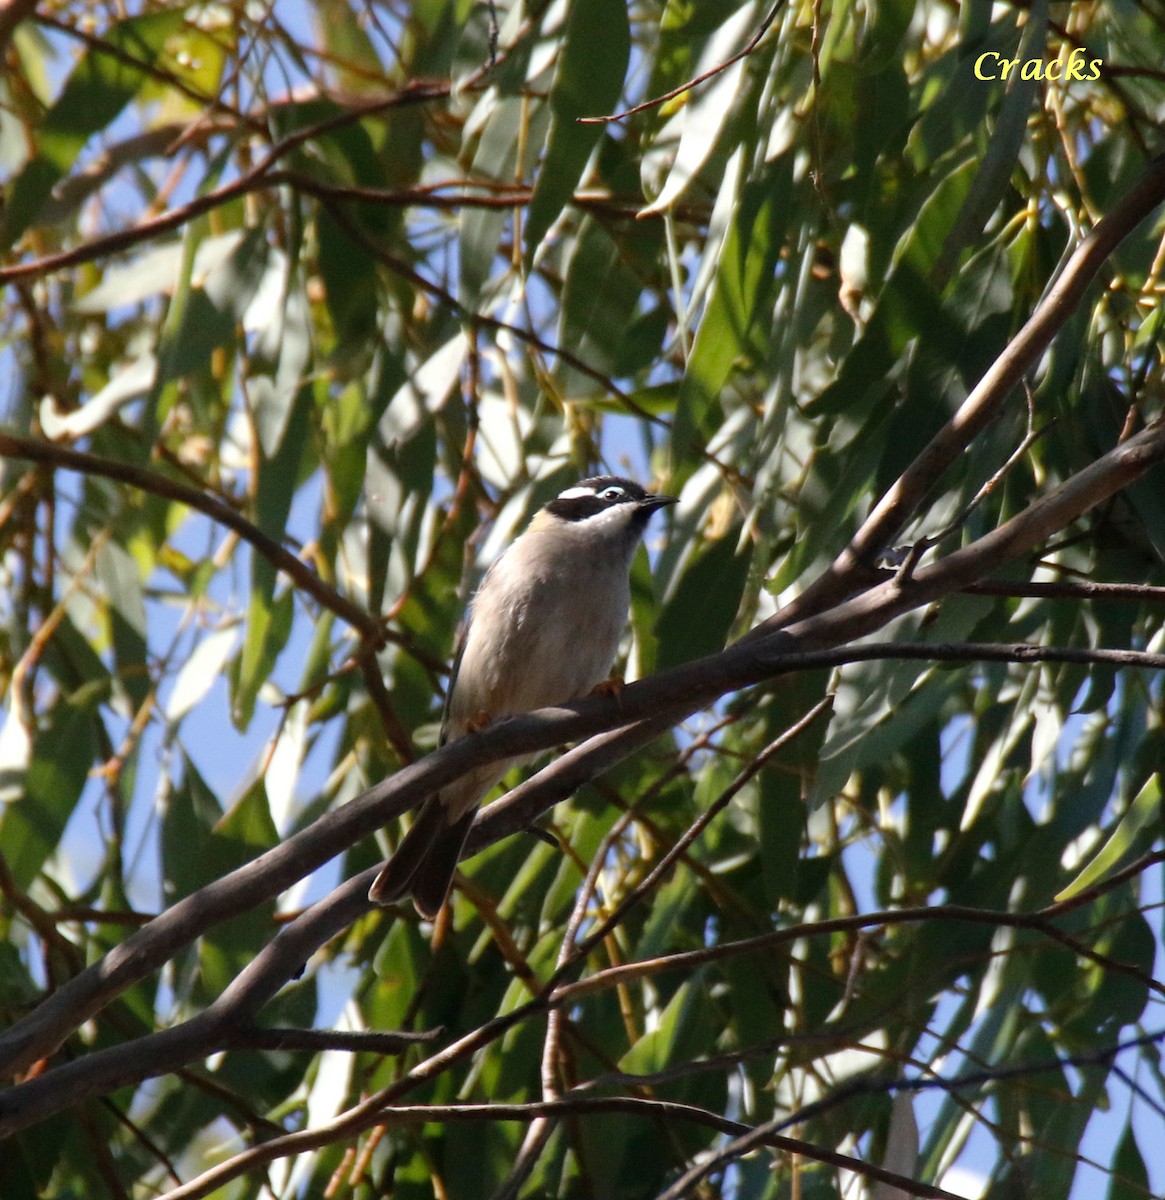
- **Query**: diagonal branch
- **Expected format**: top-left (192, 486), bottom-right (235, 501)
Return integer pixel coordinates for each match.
top-left (161, 1096), bottom-right (963, 1200)
top-left (0, 80), bottom-right (452, 285)
top-left (761, 151), bottom-right (1165, 633)
top-left (472, 420), bottom-right (1165, 847)
top-left (2, 647), bottom-right (1163, 1130)
top-left (0, 432), bottom-right (382, 643)
top-left (2, 417), bottom-right (1163, 1120)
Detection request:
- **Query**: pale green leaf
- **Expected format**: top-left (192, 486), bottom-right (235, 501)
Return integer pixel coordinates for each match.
top-left (1056, 775), bottom-right (1161, 901)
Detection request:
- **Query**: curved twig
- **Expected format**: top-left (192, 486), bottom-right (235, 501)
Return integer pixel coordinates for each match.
top-left (161, 1095), bottom-right (961, 1200)
top-left (0, 81), bottom-right (451, 285)
top-left (0, 432), bottom-right (382, 644)
top-left (2, 418), bottom-right (1164, 1125)
top-left (579, 0), bottom-right (787, 126)
top-left (760, 151), bottom-right (1165, 633)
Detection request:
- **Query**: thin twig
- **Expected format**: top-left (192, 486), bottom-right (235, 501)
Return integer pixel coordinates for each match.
top-left (579, 0), bottom-right (786, 125)
top-left (314, 194), bottom-right (668, 427)
top-left (226, 1026), bottom-right (442, 1054)
top-left (5, 422), bottom-right (1165, 1115)
top-left (760, 152), bottom-right (1165, 633)
top-left (552, 883), bottom-right (1165, 1006)
top-left (0, 433), bottom-right (382, 645)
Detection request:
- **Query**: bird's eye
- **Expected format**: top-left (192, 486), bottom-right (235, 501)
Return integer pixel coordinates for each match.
top-left (598, 486), bottom-right (625, 501)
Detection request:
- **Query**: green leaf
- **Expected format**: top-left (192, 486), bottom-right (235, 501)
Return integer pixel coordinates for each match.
top-left (308, 0), bottom-right (385, 89)
top-left (317, 205), bottom-right (381, 354)
top-left (931, 0), bottom-right (1047, 288)
top-left (162, 767), bottom-right (279, 998)
top-left (672, 161), bottom-right (788, 459)
top-left (233, 377), bottom-right (312, 728)
top-left (0, 1114), bottom-right (78, 1200)
top-left (2, 693), bottom-right (98, 891)
top-left (165, 627), bottom-right (239, 723)
top-left (655, 529), bottom-right (750, 672)
top-left (96, 539), bottom-right (149, 709)
top-left (1106, 1122), bottom-right (1150, 1200)
top-left (1056, 775), bottom-right (1160, 901)
top-left (161, 755), bottom-right (224, 901)
top-left (759, 762), bottom-right (806, 907)
top-left (523, 0), bottom-right (630, 261)
top-left (253, 284), bottom-right (314, 460)
top-left (1, 9), bottom-right (185, 248)
top-left (0, 942), bottom-right (39, 1010)
top-left (619, 978), bottom-right (710, 1075)
top-left (459, 97), bottom-right (527, 308)
top-left (234, 584), bottom-right (296, 731)
top-left (558, 217), bottom-right (656, 387)
top-left (808, 648), bottom-right (968, 812)
top-left (861, 0), bottom-right (915, 68)
top-left (1072, 907), bottom-right (1155, 1035)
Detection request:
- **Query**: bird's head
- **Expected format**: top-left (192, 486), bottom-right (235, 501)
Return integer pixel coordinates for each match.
top-left (530, 476), bottom-right (676, 552)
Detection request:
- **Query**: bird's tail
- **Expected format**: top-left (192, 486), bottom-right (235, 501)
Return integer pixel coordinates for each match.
top-left (368, 797), bottom-right (477, 919)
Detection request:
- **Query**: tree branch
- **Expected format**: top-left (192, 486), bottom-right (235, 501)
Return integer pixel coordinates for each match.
top-left (761, 151), bottom-right (1165, 632)
top-left (0, 432), bottom-right (382, 644)
top-left (2, 417), bottom-right (1163, 1121)
top-left (159, 1100), bottom-right (960, 1200)
top-left (0, 80), bottom-right (452, 286)
top-left (0, 0), bottom-right (37, 55)
top-left (550, 886), bottom-right (1165, 1006)
top-left (2, 692), bottom-right (1162, 1134)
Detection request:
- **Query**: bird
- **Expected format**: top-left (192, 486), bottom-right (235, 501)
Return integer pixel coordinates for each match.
top-left (368, 475), bottom-right (677, 918)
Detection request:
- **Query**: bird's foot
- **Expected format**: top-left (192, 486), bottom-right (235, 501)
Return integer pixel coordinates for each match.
top-left (590, 676), bottom-right (624, 699)
top-left (466, 711), bottom-right (494, 733)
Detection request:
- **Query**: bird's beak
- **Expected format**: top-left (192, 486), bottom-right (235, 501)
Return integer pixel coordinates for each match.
top-left (639, 493), bottom-right (678, 514)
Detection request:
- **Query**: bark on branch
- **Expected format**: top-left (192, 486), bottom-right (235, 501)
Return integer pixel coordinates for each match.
top-left (762, 151), bottom-right (1165, 631)
top-left (2, 417), bottom-right (1164, 1118)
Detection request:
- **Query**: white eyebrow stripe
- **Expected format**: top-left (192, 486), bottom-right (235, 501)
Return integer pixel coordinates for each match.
top-left (556, 486), bottom-right (599, 500)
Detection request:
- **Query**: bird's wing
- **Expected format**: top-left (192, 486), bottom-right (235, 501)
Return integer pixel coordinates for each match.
top-left (438, 615), bottom-right (471, 747)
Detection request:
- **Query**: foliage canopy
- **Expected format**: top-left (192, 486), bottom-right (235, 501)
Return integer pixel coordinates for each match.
top-left (1, 1), bottom-right (1164, 1198)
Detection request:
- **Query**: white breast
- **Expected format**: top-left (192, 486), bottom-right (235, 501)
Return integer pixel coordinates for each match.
top-left (446, 521), bottom-right (634, 734)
